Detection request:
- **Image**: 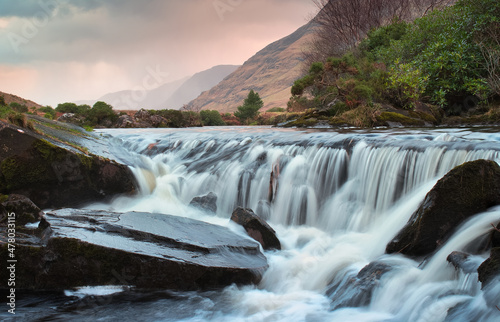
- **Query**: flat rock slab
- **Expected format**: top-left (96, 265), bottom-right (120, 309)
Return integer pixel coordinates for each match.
top-left (1, 209), bottom-right (268, 290)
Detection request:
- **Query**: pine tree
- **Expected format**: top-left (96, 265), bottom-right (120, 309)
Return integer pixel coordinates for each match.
top-left (234, 90), bottom-right (263, 123)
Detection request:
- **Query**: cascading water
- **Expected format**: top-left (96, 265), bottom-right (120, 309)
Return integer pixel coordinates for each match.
top-left (53, 127), bottom-right (500, 321)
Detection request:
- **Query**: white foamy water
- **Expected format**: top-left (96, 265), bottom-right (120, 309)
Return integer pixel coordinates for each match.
top-left (81, 126), bottom-right (500, 321)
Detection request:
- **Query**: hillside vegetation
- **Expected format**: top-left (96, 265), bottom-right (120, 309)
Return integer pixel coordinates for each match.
top-left (284, 0), bottom-right (500, 127)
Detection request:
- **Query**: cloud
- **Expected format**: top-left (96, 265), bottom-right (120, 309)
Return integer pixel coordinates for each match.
top-left (0, 0), bottom-right (317, 105)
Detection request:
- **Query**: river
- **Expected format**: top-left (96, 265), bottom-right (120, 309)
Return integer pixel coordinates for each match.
top-left (7, 126), bottom-right (500, 321)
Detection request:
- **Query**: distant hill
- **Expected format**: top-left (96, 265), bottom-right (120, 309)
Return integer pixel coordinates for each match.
top-left (78, 65), bottom-right (240, 110)
top-left (0, 90), bottom-right (42, 109)
top-left (162, 65), bottom-right (239, 109)
top-left (185, 22), bottom-right (316, 113)
top-left (91, 77), bottom-right (188, 110)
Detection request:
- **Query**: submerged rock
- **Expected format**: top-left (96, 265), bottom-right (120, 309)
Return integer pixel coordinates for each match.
top-left (0, 121), bottom-right (136, 208)
top-left (230, 207), bottom-right (281, 251)
top-left (0, 209), bottom-right (268, 290)
top-left (189, 192), bottom-right (218, 214)
top-left (327, 262), bottom-right (392, 309)
top-left (386, 160), bottom-right (500, 256)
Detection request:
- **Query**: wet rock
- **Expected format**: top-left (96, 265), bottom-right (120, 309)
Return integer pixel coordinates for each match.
top-left (230, 207), bottom-right (281, 251)
top-left (0, 209), bottom-right (268, 290)
top-left (327, 262), bottom-right (392, 309)
top-left (447, 251), bottom-right (484, 274)
top-left (386, 160), bottom-right (500, 256)
top-left (0, 194), bottom-right (43, 226)
top-left (478, 247), bottom-right (500, 287)
top-left (491, 222), bottom-right (500, 248)
top-left (0, 121), bottom-right (136, 208)
top-left (189, 192), bottom-right (217, 214)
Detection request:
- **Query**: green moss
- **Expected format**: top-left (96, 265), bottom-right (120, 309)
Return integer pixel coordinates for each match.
top-left (377, 112), bottom-right (425, 126)
top-left (408, 111), bottom-right (438, 124)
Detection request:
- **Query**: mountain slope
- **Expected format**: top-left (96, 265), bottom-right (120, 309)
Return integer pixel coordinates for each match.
top-left (162, 65), bottom-right (239, 109)
top-left (0, 90), bottom-right (42, 109)
top-left (186, 22), bottom-right (316, 113)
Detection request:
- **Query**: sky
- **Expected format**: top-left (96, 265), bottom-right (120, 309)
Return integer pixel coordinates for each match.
top-left (0, 0), bottom-right (317, 106)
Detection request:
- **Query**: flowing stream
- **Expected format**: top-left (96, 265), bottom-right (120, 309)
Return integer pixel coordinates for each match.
top-left (13, 127), bottom-right (500, 321)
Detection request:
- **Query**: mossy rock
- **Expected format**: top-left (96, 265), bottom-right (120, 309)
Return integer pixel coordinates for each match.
top-left (387, 160), bottom-right (500, 256)
top-left (0, 121), bottom-right (136, 208)
top-left (377, 112), bottom-right (425, 126)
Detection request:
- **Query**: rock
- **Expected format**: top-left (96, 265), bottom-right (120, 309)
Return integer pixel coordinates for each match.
top-left (0, 194), bottom-right (43, 226)
top-left (491, 222), bottom-right (500, 248)
top-left (386, 160), bottom-right (500, 256)
top-left (230, 207), bottom-right (281, 251)
top-left (57, 113), bottom-right (85, 125)
top-left (134, 108), bottom-right (151, 121)
top-left (0, 121), bottom-right (136, 208)
top-left (116, 114), bottom-right (135, 128)
top-left (447, 251), bottom-right (484, 274)
top-left (478, 247), bottom-right (500, 287)
top-left (327, 262), bottom-right (392, 309)
top-left (189, 192), bottom-right (217, 213)
top-left (0, 209), bottom-right (268, 290)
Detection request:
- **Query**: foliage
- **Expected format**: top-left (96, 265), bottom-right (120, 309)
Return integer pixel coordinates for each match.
top-left (86, 101), bottom-right (118, 125)
top-left (234, 90), bottom-right (263, 123)
top-left (200, 110), bottom-right (226, 126)
top-left (267, 107), bottom-right (285, 113)
top-left (386, 61), bottom-right (429, 109)
top-left (0, 96), bottom-right (5, 107)
top-left (39, 106), bottom-right (56, 119)
top-left (151, 109), bottom-right (203, 128)
top-left (379, 0), bottom-right (499, 110)
top-left (56, 102), bottom-right (91, 115)
top-left (9, 102), bottom-right (28, 113)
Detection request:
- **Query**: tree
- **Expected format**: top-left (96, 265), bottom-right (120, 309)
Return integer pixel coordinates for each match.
top-left (86, 101), bottom-right (117, 125)
top-left (234, 90), bottom-right (263, 123)
top-left (305, 0), bottom-right (453, 64)
top-left (200, 110), bottom-right (226, 126)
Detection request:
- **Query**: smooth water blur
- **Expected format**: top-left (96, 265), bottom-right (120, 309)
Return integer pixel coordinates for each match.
top-left (8, 127), bottom-right (500, 321)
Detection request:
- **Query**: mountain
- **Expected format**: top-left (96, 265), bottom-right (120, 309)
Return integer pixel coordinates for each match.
top-left (162, 65), bottom-right (239, 109)
top-left (79, 65), bottom-right (240, 110)
top-left (0, 90), bottom-right (42, 109)
top-left (92, 77), bottom-right (188, 110)
top-left (185, 22), bottom-right (316, 113)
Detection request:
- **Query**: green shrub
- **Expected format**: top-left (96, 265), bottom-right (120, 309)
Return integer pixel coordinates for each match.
top-left (267, 107), bottom-right (285, 113)
top-left (200, 110), bottom-right (226, 126)
top-left (9, 102), bottom-right (28, 113)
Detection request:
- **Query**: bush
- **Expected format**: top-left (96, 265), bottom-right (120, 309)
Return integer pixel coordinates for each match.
top-left (85, 101), bottom-right (118, 125)
top-left (39, 106), bottom-right (56, 119)
top-left (200, 110), bottom-right (225, 126)
top-left (9, 102), bottom-right (28, 113)
top-left (267, 107), bottom-right (285, 113)
top-left (379, 0), bottom-right (498, 110)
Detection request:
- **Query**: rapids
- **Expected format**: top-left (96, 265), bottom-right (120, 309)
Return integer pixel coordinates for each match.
top-left (7, 126), bottom-right (500, 321)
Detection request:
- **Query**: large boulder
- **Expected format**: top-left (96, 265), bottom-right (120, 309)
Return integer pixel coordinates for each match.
top-left (189, 192), bottom-right (218, 214)
top-left (478, 248), bottom-right (500, 287)
top-left (386, 160), bottom-right (500, 256)
top-left (0, 121), bottom-right (136, 208)
top-left (230, 207), bottom-right (281, 251)
top-left (0, 209), bottom-right (268, 290)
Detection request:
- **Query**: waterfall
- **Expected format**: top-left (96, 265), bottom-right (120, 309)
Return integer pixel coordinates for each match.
top-left (88, 127), bottom-right (500, 321)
